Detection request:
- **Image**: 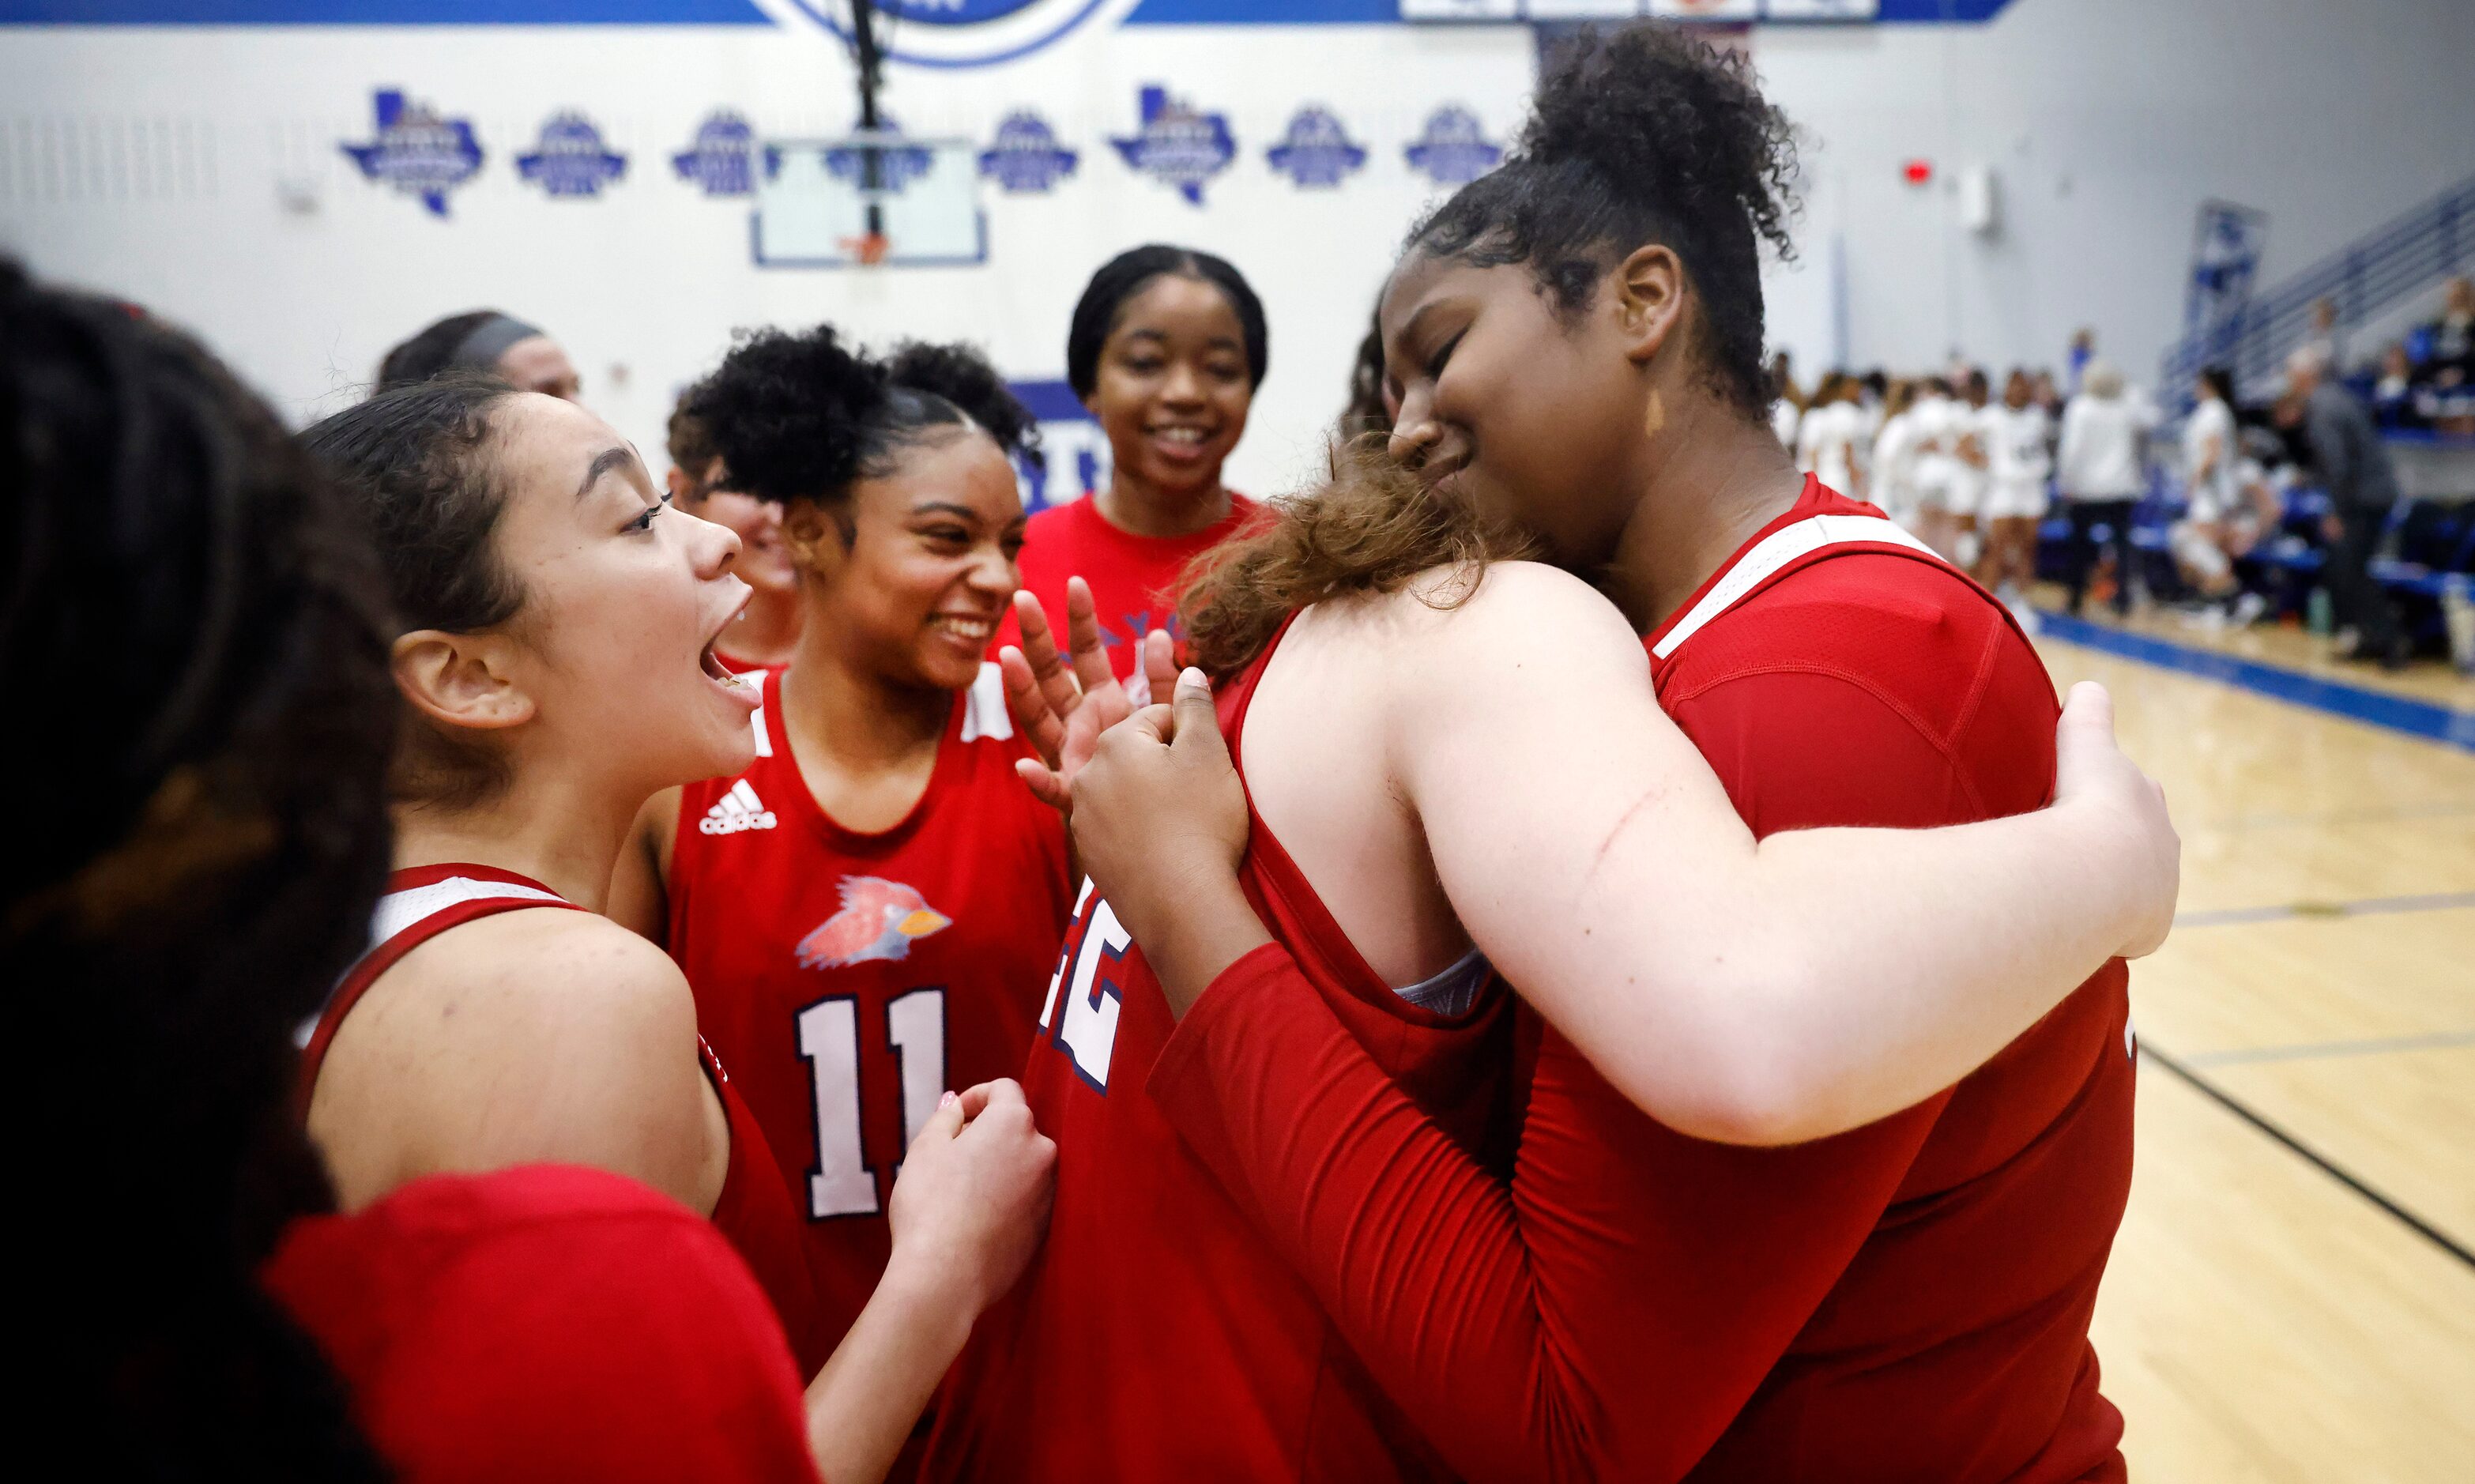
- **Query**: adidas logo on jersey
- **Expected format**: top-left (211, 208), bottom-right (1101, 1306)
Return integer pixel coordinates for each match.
top-left (699, 780), bottom-right (778, 835)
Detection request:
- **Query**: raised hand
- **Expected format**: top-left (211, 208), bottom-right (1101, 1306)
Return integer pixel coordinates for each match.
top-left (1066, 669), bottom-right (1266, 1017)
top-left (1002, 576), bottom-right (1178, 812)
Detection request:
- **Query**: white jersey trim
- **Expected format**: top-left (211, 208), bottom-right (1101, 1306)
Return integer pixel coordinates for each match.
top-left (1652, 513), bottom-right (1942, 661)
top-left (960, 661), bottom-right (1014, 744)
top-left (368, 876), bottom-right (567, 949)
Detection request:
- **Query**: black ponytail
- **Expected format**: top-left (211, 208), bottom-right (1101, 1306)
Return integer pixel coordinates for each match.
top-left (1411, 21), bottom-right (1799, 419)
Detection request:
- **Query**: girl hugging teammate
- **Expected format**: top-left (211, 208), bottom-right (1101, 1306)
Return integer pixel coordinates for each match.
top-left (968, 22), bottom-right (2172, 1484)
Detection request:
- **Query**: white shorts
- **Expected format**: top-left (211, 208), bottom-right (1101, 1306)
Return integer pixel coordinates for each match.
top-left (1945, 472), bottom-right (1988, 519)
top-left (1983, 479), bottom-right (2050, 521)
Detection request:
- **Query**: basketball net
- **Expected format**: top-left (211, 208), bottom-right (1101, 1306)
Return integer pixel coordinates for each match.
top-left (842, 231), bottom-right (891, 266)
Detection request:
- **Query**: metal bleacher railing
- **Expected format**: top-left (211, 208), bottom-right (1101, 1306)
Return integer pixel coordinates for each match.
top-left (2160, 172), bottom-right (2475, 403)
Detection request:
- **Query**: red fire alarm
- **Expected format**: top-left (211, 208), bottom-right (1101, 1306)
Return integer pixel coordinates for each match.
top-left (1903, 159), bottom-right (1934, 186)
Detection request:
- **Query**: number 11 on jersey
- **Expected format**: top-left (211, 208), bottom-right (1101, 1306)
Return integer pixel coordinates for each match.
top-left (796, 987), bottom-right (947, 1219)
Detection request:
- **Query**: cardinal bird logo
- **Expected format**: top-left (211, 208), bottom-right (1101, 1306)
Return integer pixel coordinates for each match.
top-left (797, 876), bottom-right (953, 970)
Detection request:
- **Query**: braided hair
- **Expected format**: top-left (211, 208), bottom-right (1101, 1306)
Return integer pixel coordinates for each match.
top-left (1410, 22), bottom-right (1799, 420)
top-left (3, 261), bottom-right (394, 1477)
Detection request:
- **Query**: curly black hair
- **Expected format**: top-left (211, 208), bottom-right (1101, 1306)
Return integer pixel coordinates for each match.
top-left (884, 339), bottom-right (1044, 472)
top-left (685, 326), bottom-right (1037, 510)
top-left (1065, 244), bottom-right (1268, 401)
top-left (4, 261), bottom-right (395, 1477)
top-left (1410, 22), bottom-right (1799, 419)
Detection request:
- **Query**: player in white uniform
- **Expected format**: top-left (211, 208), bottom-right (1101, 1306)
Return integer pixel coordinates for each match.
top-left (1980, 368), bottom-right (2055, 620)
top-left (1796, 372), bottom-right (1867, 501)
top-left (1870, 379), bottom-right (1925, 531)
top-left (2168, 366), bottom-right (2271, 625)
top-left (1945, 368), bottom-right (1996, 571)
top-left (1907, 376), bottom-right (1961, 561)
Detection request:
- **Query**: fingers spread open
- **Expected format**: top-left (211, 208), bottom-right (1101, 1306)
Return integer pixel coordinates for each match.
top-left (1064, 576), bottom-right (1117, 699)
top-left (1000, 646), bottom-right (1068, 770)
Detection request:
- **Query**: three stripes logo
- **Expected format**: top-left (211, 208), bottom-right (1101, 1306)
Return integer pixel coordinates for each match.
top-left (700, 780), bottom-right (778, 836)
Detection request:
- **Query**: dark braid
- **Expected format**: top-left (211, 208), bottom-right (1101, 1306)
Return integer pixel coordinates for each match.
top-left (1410, 21), bottom-right (1799, 419)
top-left (4, 260), bottom-right (396, 1479)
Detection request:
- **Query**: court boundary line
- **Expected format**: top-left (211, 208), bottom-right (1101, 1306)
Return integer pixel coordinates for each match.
top-left (2034, 610), bottom-right (2475, 751)
top-left (2174, 890), bottom-right (2475, 928)
top-left (2184, 1030), bottom-right (2475, 1068)
top-left (2142, 1043), bottom-right (2475, 1271)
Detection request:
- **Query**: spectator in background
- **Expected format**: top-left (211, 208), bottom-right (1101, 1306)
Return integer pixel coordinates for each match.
top-left (2066, 328), bottom-right (2095, 394)
top-left (2372, 343), bottom-right (2427, 431)
top-left (2302, 296), bottom-right (2345, 373)
top-left (2289, 346), bottom-right (2409, 668)
top-left (2412, 274), bottom-right (2472, 387)
top-left (378, 310), bottom-right (582, 401)
top-left (2055, 360), bottom-right (2156, 617)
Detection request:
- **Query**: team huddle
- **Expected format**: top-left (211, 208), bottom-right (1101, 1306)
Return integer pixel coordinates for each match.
top-left (21, 21), bottom-right (2185, 1484)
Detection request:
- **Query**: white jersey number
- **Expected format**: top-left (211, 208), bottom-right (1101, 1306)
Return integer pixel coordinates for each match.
top-left (795, 987), bottom-right (947, 1218)
top-left (1039, 879), bottom-right (1132, 1091)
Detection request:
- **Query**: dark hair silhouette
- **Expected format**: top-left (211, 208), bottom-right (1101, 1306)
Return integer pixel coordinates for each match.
top-left (1409, 22), bottom-right (1798, 419)
top-left (685, 326), bottom-right (1037, 511)
top-left (5, 260), bottom-right (395, 1478)
top-left (377, 308), bottom-right (540, 390)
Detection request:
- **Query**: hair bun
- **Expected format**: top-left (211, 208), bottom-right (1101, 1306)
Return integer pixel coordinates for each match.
top-left (885, 340), bottom-right (1044, 469)
top-left (684, 326), bottom-right (891, 504)
top-left (1521, 24), bottom-right (1798, 269)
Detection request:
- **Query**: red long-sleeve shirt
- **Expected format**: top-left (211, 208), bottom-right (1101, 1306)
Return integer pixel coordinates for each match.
top-left (1147, 480), bottom-right (2134, 1482)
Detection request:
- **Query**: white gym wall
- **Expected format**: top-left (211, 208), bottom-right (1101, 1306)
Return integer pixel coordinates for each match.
top-left (5, 0), bottom-right (2470, 498)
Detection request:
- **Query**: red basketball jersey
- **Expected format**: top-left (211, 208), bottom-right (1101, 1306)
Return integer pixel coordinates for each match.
top-left (667, 664), bottom-right (1072, 1355)
top-left (921, 622), bottom-right (1514, 1484)
top-left (993, 492), bottom-right (1260, 680)
top-left (265, 1163), bottom-right (819, 1484)
top-left (299, 864), bottom-right (827, 1378)
top-left (1141, 479), bottom-right (2132, 1482)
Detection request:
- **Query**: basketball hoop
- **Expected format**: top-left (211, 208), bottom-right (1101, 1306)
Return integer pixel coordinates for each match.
top-left (842, 231), bottom-right (891, 266)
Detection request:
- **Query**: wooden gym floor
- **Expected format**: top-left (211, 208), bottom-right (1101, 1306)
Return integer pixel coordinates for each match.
top-left (2030, 604), bottom-right (2474, 1482)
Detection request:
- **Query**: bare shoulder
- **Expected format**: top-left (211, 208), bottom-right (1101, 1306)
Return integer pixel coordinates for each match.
top-left (315, 904), bottom-right (715, 1210)
top-left (370, 907), bottom-right (700, 1071)
top-left (1304, 559), bottom-right (1633, 653)
top-left (1389, 559), bottom-right (1644, 687)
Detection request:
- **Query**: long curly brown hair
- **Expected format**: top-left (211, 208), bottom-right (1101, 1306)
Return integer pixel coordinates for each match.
top-left (1178, 437), bottom-right (1537, 680)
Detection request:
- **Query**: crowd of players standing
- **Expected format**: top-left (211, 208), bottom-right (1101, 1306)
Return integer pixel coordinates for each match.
top-left (21, 22), bottom-right (2202, 1484)
top-left (1767, 331), bottom-right (2443, 670)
